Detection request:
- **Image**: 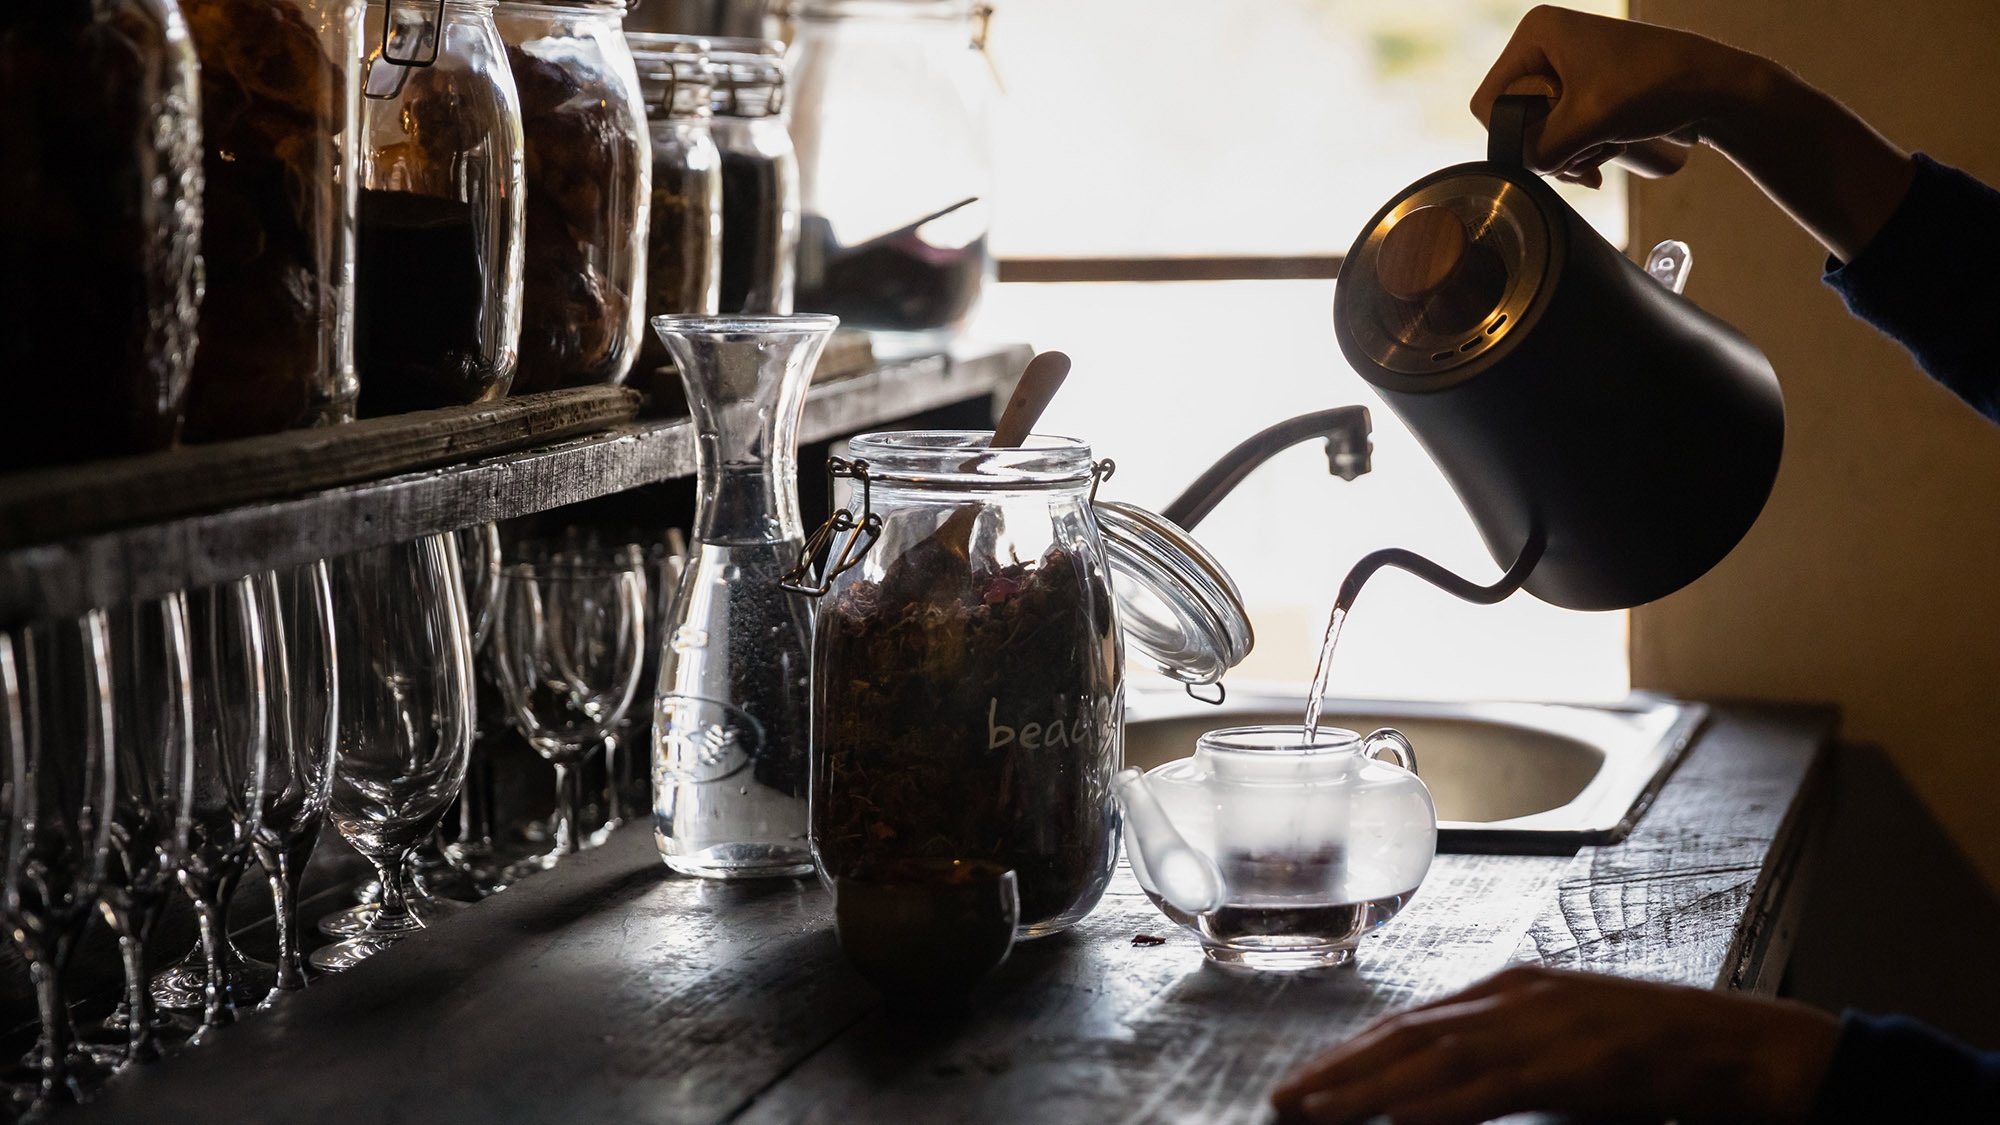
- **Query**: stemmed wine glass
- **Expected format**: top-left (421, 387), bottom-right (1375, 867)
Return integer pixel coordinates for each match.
top-left (493, 557), bottom-right (646, 877)
top-left (96, 595), bottom-right (195, 1066)
top-left (153, 575), bottom-right (276, 1032)
top-left (250, 563), bottom-right (339, 999)
top-left (312, 534), bottom-right (474, 971)
top-left (4, 614), bottom-right (117, 1105)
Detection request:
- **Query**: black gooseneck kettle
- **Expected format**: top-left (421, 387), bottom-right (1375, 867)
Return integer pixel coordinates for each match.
top-left (1330, 90), bottom-right (1784, 613)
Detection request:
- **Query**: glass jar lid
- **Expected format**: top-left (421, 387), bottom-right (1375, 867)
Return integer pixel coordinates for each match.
top-left (834, 432), bottom-right (1253, 685)
top-left (1095, 500), bottom-right (1253, 687)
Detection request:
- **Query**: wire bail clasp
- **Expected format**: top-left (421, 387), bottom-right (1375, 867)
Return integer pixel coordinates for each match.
top-left (1088, 458), bottom-right (1116, 504)
top-left (366, 0), bottom-right (446, 100)
top-left (781, 457), bottom-right (882, 598)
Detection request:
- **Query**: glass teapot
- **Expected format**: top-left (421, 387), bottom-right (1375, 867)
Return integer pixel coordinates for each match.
top-left (1114, 724), bottom-right (1436, 970)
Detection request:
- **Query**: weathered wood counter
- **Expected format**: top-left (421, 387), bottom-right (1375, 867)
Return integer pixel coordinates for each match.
top-left (62, 704), bottom-right (1833, 1124)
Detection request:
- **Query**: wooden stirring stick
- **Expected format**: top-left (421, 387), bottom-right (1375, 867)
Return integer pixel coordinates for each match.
top-left (990, 350), bottom-right (1072, 451)
top-left (934, 350), bottom-right (1072, 560)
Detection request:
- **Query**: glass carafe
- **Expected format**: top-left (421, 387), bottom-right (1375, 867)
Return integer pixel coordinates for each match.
top-left (0, 0), bottom-right (202, 471)
top-left (496, 0), bottom-right (651, 393)
top-left (787, 0), bottom-right (994, 356)
top-left (181, 0), bottom-right (365, 440)
top-left (355, 0), bottom-right (525, 417)
top-left (648, 313), bottom-right (836, 879)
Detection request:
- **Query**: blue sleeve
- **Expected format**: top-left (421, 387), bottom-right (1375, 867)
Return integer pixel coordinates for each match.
top-left (1809, 1011), bottom-right (2000, 1122)
top-left (1823, 153), bottom-right (2000, 423)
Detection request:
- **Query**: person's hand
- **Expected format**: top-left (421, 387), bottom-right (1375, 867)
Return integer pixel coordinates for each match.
top-left (1269, 965), bottom-right (1842, 1125)
top-left (1470, 6), bottom-right (1771, 187)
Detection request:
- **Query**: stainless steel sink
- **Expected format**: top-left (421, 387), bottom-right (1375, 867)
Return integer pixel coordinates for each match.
top-left (1124, 686), bottom-right (1708, 853)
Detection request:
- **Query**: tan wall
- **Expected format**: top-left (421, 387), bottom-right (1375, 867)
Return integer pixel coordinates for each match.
top-left (1626, 0), bottom-right (2000, 887)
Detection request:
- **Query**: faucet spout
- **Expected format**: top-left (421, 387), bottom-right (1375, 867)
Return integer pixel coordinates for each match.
top-left (1160, 407), bottom-right (1373, 531)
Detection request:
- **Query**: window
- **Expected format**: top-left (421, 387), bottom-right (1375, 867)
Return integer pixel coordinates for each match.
top-left (974, 0), bottom-right (1631, 702)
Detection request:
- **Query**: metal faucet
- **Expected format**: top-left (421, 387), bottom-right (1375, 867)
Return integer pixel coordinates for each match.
top-left (1159, 407), bottom-right (1373, 530)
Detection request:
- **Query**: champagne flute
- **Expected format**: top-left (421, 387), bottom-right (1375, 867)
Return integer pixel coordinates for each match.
top-left (5, 615), bottom-right (117, 1104)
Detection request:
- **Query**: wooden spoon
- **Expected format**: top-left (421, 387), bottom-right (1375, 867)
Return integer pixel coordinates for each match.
top-left (934, 350), bottom-right (1072, 559)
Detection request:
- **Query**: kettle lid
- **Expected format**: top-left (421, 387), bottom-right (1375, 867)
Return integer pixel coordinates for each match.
top-left (1335, 166), bottom-right (1561, 383)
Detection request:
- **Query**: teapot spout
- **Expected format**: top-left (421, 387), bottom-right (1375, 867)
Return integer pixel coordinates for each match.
top-left (1113, 767), bottom-right (1224, 915)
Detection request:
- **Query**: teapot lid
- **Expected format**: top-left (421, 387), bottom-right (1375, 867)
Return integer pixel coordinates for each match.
top-left (1095, 500), bottom-right (1253, 686)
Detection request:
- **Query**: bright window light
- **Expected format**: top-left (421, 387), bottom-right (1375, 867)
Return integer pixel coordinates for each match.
top-left (973, 0), bottom-right (1631, 703)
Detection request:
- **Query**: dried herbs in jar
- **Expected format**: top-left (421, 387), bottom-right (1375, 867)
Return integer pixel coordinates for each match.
top-left (498, 4), bottom-right (649, 394)
top-left (809, 434), bottom-right (1124, 937)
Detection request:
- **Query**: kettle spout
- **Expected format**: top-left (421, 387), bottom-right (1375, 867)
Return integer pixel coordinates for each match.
top-left (1160, 407), bottom-right (1373, 531)
top-left (1113, 767), bottom-right (1224, 915)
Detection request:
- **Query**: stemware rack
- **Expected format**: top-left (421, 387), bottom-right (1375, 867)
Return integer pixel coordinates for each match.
top-left (0, 343), bottom-right (1031, 626)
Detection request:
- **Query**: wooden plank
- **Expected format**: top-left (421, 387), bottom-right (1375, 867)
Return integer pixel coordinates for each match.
top-left (0, 387), bottom-right (643, 548)
top-left (1513, 704), bottom-right (1837, 991)
top-left (0, 345), bottom-right (1031, 625)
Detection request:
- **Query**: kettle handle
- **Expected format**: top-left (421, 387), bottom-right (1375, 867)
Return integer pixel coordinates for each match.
top-left (1487, 93), bottom-right (1552, 169)
top-left (1489, 84), bottom-right (1693, 178)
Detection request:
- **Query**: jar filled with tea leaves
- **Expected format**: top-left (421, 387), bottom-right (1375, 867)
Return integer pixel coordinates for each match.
top-left (629, 32), bottom-right (721, 380)
top-left (0, 0), bottom-right (202, 470)
top-left (800, 432), bottom-right (1254, 937)
top-left (181, 0), bottom-right (364, 440)
top-left (496, 0), bottom-right (650, 394)
top-left (354, 0), bottom-right (525, 417)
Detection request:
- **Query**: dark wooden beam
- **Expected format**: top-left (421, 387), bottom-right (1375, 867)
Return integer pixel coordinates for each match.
top-left (997, 255), bottom-right (1346, 283)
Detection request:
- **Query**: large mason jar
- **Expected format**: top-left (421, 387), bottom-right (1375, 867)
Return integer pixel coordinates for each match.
top-left (495, 0), bottom-right (650, 394)
top-left (708, 39), bottom-right (796, 316)
top-left (181, 0), bottom-right (364, 440)
top-left (787, 0), bottom-right (994, 356)
top-left (0, 0), bottom-right (202, 471)
top-left (629, 32), bottom-right (722, 379)
top-left (354, 0), bottom-right (525, 417)
top-left (802, 431), bottom-right (1256, 936)
top-left (807, 433), bottom-right (1124, 937)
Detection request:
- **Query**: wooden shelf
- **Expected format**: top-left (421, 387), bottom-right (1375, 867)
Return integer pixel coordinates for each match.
top-left (0, 343), bottom-right (1031, 625)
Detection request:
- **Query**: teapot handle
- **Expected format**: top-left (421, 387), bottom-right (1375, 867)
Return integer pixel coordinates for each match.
top-left (1362, 728), bottom-right (1418, 775)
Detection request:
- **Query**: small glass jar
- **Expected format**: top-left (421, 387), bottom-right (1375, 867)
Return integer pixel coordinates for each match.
top-left (708, 39), bottom-right (797, 315)
top-left (181, 0), bottom-right (365, 440)
top-left (354, 0), bottom-right (526, 417)
top-left (496, 0), bottom-right (651, 394)
top-left (802, 432), bottom-right (1254, 937)
top-left (629, 32), bottom-right (723, 379)
top-left (788, 0), bottom-right (995, 356)
top-left (0, 0), bottom-right (202, 471)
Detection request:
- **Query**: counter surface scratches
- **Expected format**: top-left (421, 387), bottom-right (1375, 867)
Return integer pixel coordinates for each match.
top-left (65, 705), bottom-right (1833, 1125)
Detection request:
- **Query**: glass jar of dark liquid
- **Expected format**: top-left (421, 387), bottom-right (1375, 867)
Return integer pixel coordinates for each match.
top-left (0, 0), bottom-right (202, 470)
top-left (707, 39), bottom-right (797, 316)
top-left (181, 0), bottom-right (364, 440)
top-left (495, 0), bottom-right (650, 394)
top-left (629, 32), bottom-right (722, 381)
top-left (788, 0), bottom-right (994, 357)
top-left (354, 0), bottom-right (525, 417)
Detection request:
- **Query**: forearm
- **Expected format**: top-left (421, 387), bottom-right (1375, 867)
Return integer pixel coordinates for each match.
top-left (1700, 54), bottom-right (1916, 263)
